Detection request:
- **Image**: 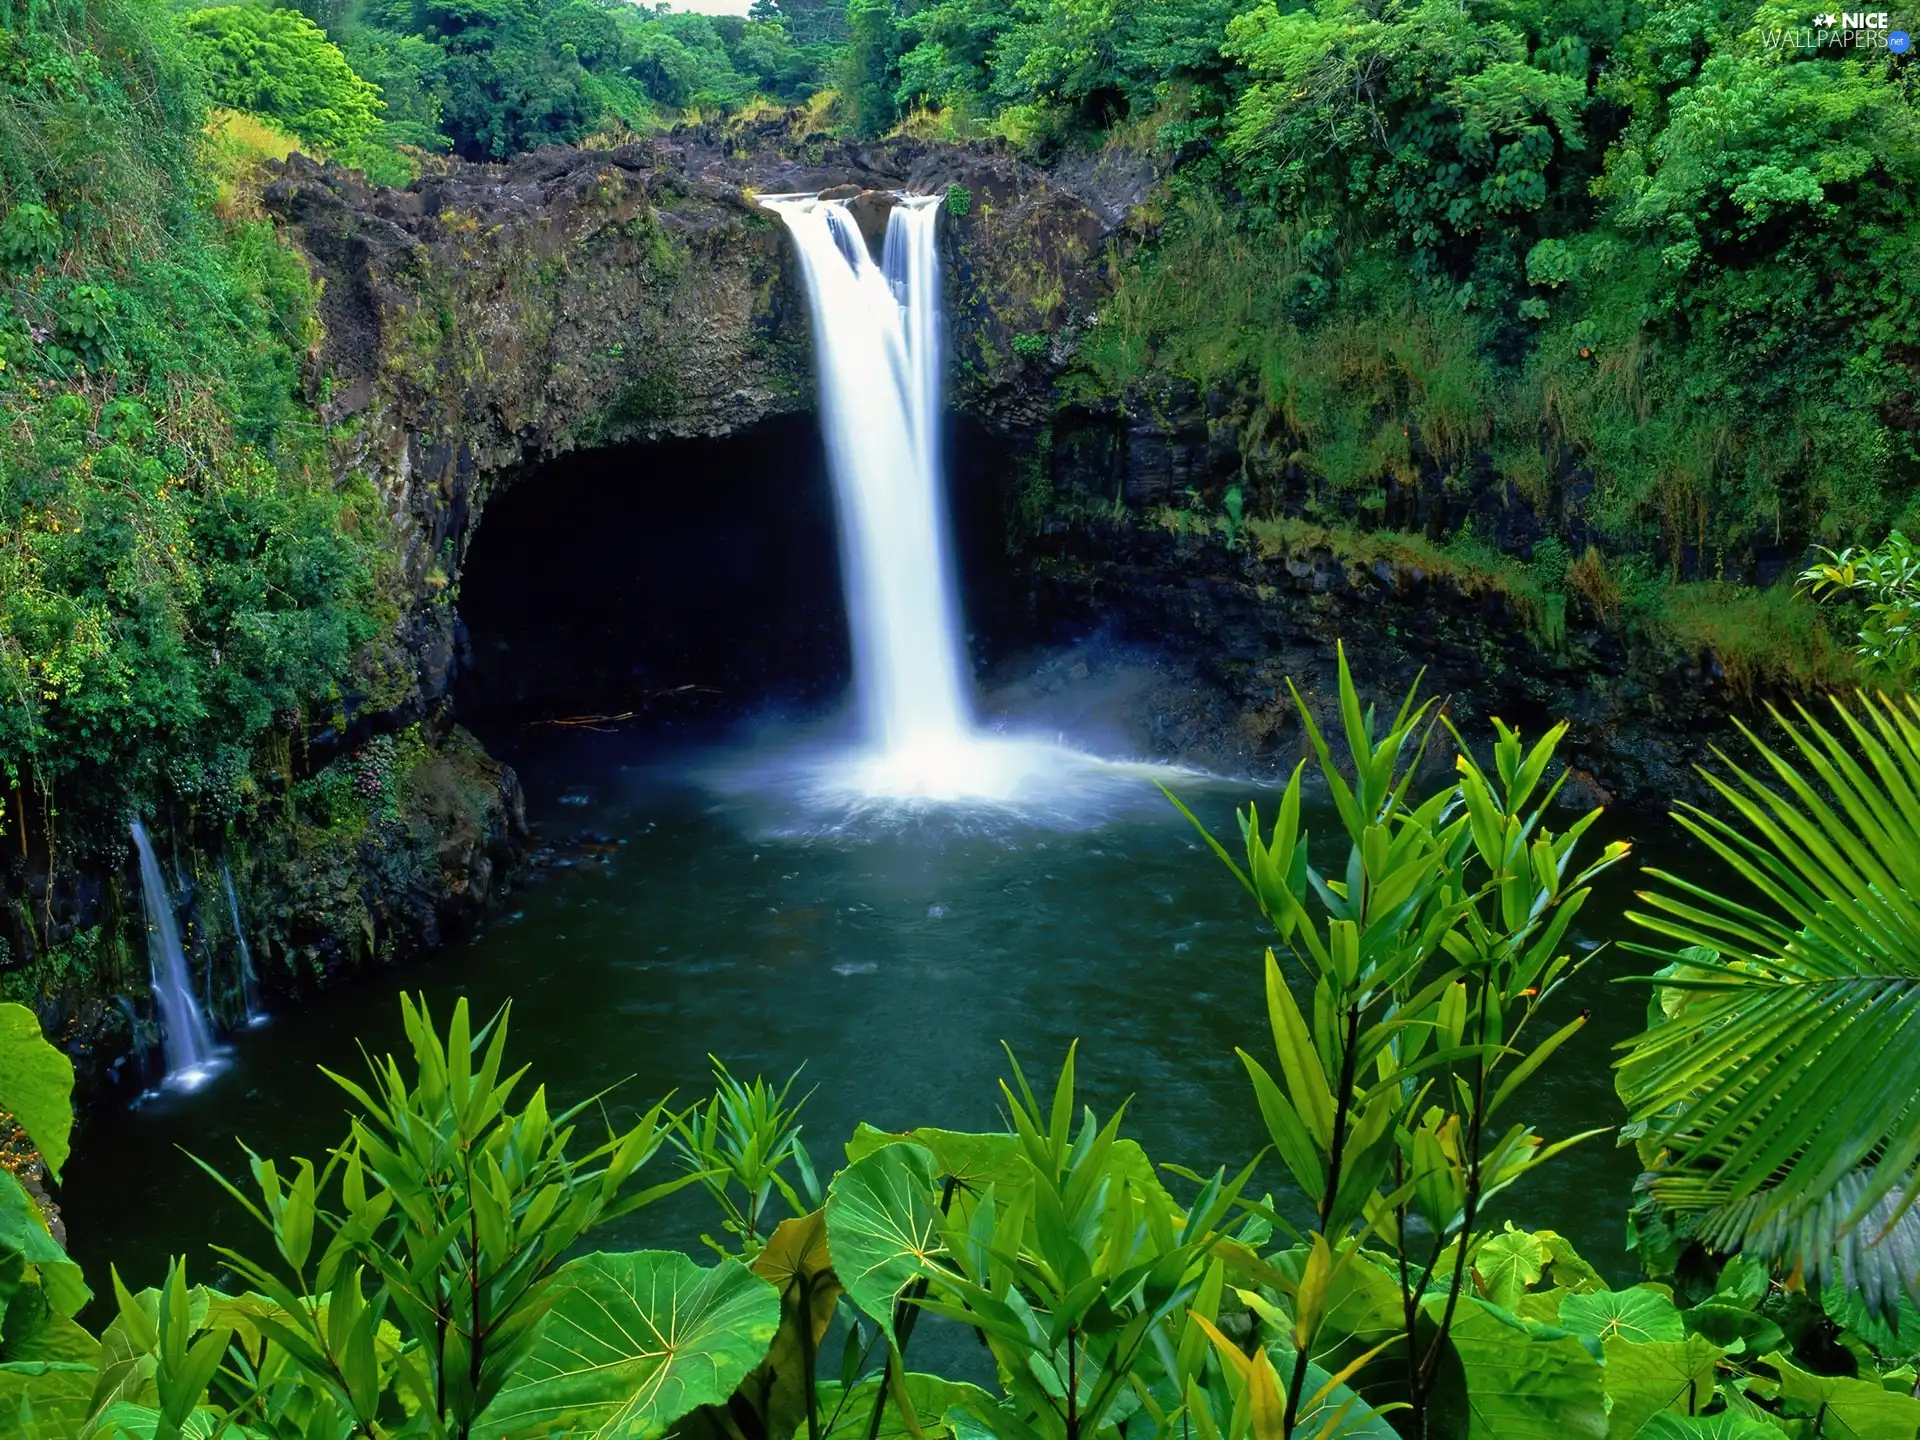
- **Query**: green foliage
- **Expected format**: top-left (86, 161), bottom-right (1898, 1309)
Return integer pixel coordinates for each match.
top-left (4, 768), bottom-right (1920, 1437)
top-left (840, 0), bottom-right (899, 137)
top-left (482, 1249), bottom-right (780, 1437)
top-left (1167, 644), bottom-right (1629, 1434)
top-left (0, 1003), bottom-right (74, 1180)
top-left (193, 992), bottom-right (708, 1436)
top-left (335, 0), bottom-right (827, 159)
top-left (1618, 691), bottom-right (1920, 1322)
top-left (0, 0), bottom-right (386, 853)
top-left (672, 1059), bottom-right (820, 1253)
top-left (182, 6), bottom-right (384, 151)
top-left (1801, 530), bottom-right (1920, 683)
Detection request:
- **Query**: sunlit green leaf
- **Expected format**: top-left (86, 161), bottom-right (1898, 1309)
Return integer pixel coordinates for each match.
top-left (481, 1250), bottom-right (779, 1440)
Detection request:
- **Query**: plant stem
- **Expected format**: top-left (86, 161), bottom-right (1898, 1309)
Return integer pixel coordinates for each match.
top-left (801, 1273), bottom-right (821, 1440)
top-left (1283, 1000), bottom-right (1363, 1438)
top-left (1067, 1325), bottom-right (1079, 1440)
top-left (1415, 983), bottom-right (1494, 1433)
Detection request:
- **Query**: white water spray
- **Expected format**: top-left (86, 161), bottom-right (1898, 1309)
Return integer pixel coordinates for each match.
top-left (130, 820), bottom-right (219, 1089)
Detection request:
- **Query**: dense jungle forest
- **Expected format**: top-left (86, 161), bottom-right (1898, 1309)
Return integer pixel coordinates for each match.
top-left (5, 0), bottom-right (1920, 1435)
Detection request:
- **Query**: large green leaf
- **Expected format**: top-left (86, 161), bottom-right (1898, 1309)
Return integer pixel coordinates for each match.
top-left (807, 1371), bottom-right (994, 1440)
top-left (1600, 1335), bottom-right (1723, 1439)
top-left (0, 1004), bottom-right (73, 1182)
top-left (1432, 1297), bottom-right (1607, 1440)
top-left (480, 1250), bottom-right (779, 1440)
top-left (88, 1401), bottom-right (232, 1439)
top-left (824, 1143), bottom-right (945, 1342)
top-left (844, 1127), bottom-right (1026, 1191)
top-left (1475, 1226), bottom-right (1547, 1309)
top-left (1765, 1350), bottom-right (1920, 1439)
top-left (0, 1360), bottom-right (97, 1439)
top-left (1558, 1288), bottom-right (1684, 1346)
top-left (1617, 693), bottom-right (1920, 1308)
top-left (1534, 1231), bottom-right (1608, 1293)
top-left (0, 1170), bottom-right (87, 1323)
top-left (1633, 1415), bottom-right (1776, 1440)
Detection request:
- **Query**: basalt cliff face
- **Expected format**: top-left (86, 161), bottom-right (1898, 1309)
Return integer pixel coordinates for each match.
top-left (265, 130), bottom-right (1139, 724)
top-left (272, 123), bottom-right (1774, 850)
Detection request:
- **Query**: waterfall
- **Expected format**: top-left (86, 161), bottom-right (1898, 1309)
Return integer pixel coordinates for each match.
top-left (767, 194), bottom-right (975, 778)
top-left (222, 864), bottom-right (265, 1027)
top-left (752, 186), bottom-right (1180, 821)
top-left (130, 820), bottom-right (218, 1089)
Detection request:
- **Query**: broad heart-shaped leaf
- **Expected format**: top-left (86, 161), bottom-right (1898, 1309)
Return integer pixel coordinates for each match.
top-left (743, 1210), bottom-right (843, 1440)
top-left (1632, 1414), bottom-right (1776, 1440)
top-left (1430, 1297), bottom-right (1606, 1440)
top-left (1764, 1349), bottom-right (1920, 1439)
top-left (1535, 1230), bottom-right (1608, 1293)
top-left (807, 1371), bottom-right (994, 1440)
top-left (0, 1170), bottom-right (88, 1321)
top-left (825, 1143), bottom-right (945, 1343)
top-left (1600, 1335), bottom-right (1722, 1439)
top-left (0, 1360), bottom-right (97, 1439)
top-left (1474, 1225), bottom-right (1547, 1310)
top-left (480, 1250), bottom-right (779, 1440)
top-left (87, 1401), bottom-right (231, 1439)
top-left (1558, 1287), bottom-right (1684, 1346)
top-left (844, 1127), bottom-right (1027, 1194)
top-left (1679, 1302), bottom-right (1782, 1358)
top-left (0, 1003), bottom-right (73, 1181)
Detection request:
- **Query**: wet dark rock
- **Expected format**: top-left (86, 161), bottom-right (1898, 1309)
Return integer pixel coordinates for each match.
top-left (844, 188), bottom-right (898, 257)
top-left (1017, 515), bottom-right (1773, 811)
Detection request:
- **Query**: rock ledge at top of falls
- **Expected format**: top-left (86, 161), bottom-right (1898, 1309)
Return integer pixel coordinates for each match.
top-left (265, 128), bottom-right (1148, 479)
top-left (259, 127), bottom-right (1150, 724)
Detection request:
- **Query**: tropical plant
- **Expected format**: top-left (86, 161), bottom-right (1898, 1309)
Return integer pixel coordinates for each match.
top-left (672, 1058), bottom-right (821, 1255)
top-left (1618, 688), bottom-right (1920, 1323)
top-left (1800, 532), bottom-right (1920, 684)
top-left (190, 992), bottom-right (708, 1438)
top-left (1168, 644), bottom-right (1629, 1436)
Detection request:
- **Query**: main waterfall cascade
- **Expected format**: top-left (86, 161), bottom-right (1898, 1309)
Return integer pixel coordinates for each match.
top-left (764, 191), bottom-right (1164, 812)
top-left (765, 195), bottom-right (976, 783)
top-left (130, 819), bottom-right (221, 1091)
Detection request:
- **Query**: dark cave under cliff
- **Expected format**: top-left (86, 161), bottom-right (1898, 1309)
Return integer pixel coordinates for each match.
top-left (451, 413), bottom-right (1029, 737)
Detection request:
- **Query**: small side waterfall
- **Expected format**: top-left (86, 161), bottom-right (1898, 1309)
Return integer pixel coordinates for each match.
top-left (222, 864), bottom-right (265, 1027)
top-left (130, 819), bottom-right (217, 1089)
top-left (767, 195), bottom-right (975, 772)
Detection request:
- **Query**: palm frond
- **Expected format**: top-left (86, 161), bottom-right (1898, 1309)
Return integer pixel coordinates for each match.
top-left (1616, 690), bottom-right (1920, 1310)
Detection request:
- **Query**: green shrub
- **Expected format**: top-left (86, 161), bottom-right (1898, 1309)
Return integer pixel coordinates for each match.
top-left (181, 6), bottom-right (384, 152)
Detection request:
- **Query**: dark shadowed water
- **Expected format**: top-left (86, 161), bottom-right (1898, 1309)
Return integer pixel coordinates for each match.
top-left (61, 725), bottom-right (1695, 1311)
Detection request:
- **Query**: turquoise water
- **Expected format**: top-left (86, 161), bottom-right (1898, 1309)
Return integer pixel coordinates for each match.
top-left (62, 727), bottom-right (1688, 1305)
